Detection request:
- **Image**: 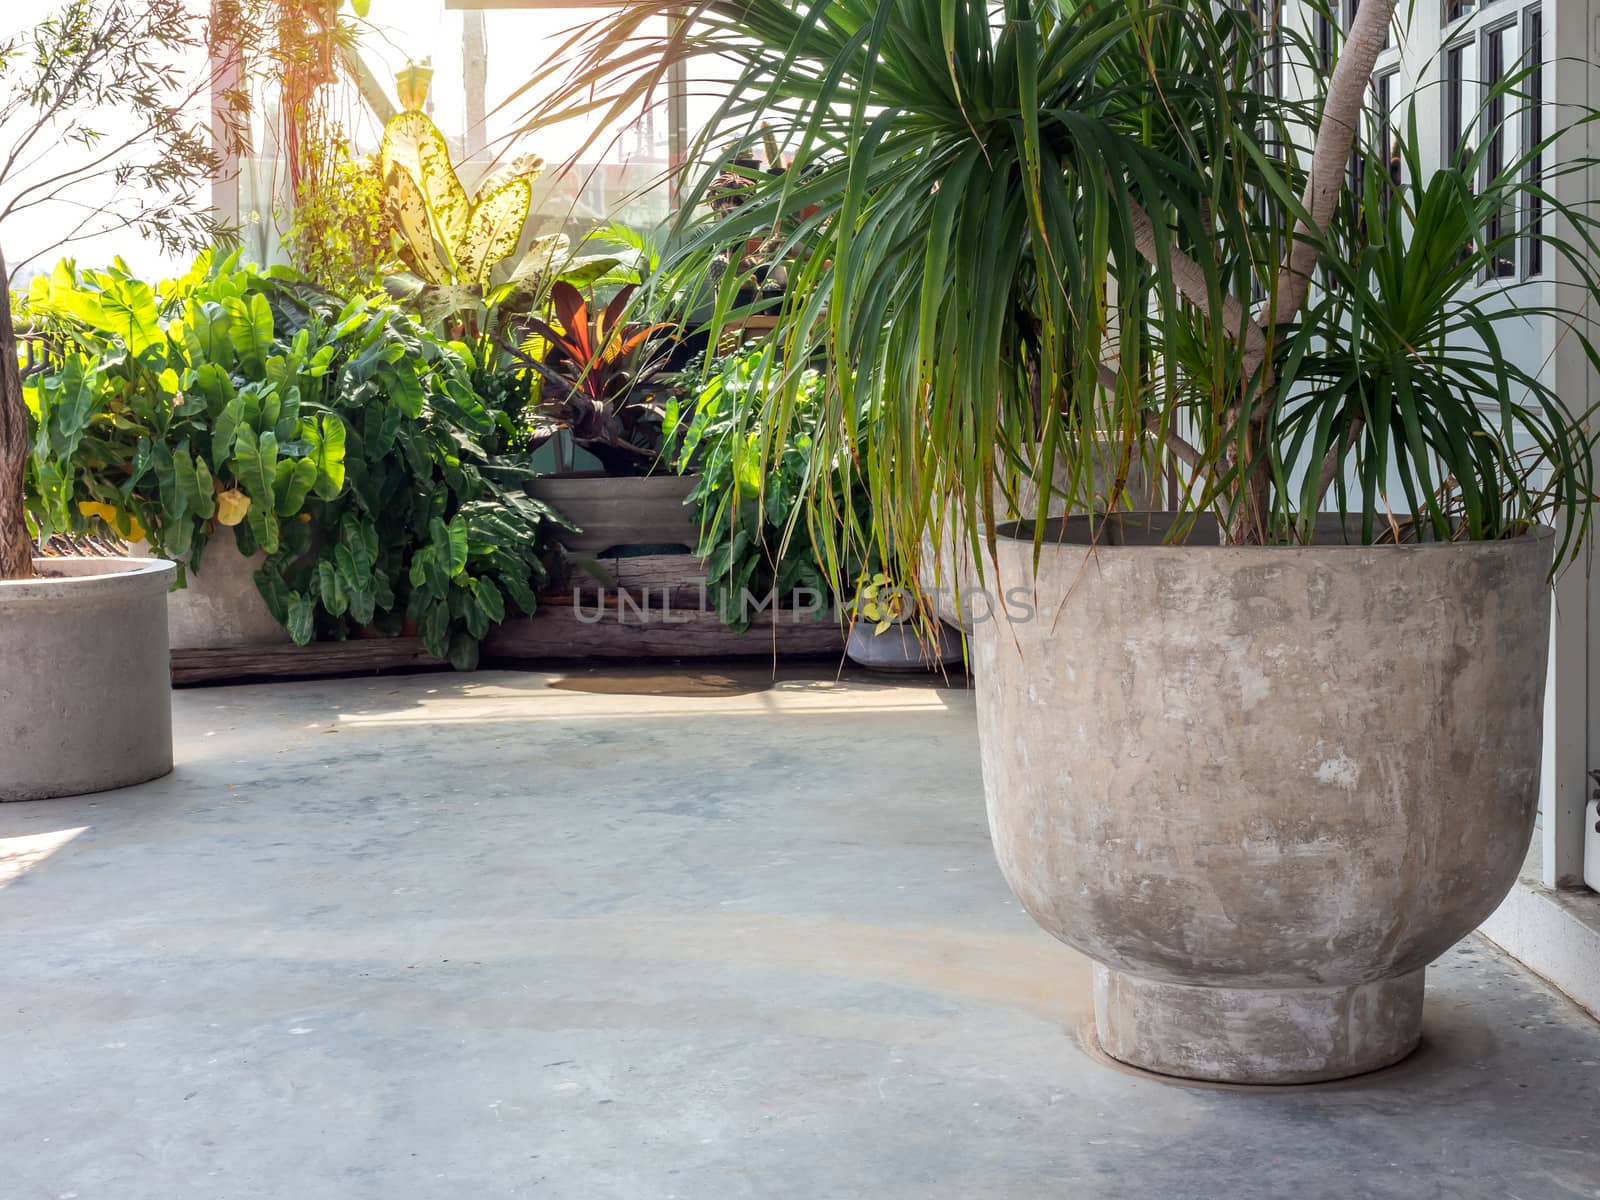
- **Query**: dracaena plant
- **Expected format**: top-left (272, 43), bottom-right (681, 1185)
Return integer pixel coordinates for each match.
top-left (523, 0), bottom-right (1600, 577)
top-left (515, 280), bottom-right (679, 474)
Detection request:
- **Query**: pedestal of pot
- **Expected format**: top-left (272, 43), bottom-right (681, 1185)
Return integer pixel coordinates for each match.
top-left (1092, 965), bottom-right (1424, 1084)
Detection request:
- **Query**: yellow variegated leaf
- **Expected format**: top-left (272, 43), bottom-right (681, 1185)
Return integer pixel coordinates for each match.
top-left (215, 487), bottom-right (251, 527)
top-left (471, 153), bottom-right (545, 205)
top-left (380, 110), bottom-right (469, 256)
top-left (507, 234), bottom-right (570, 288)
top-left (384, 164), bottom-right (450, 285)
top-left (456, 177), bottom-right (534, 286)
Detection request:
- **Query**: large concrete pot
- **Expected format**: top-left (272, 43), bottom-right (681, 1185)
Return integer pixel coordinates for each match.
top-left (1, 557), bottom-right (176, 802)
top-left (973, 514), bottom-right (1552, 1084)
top-left (527, 474), bottom-right (698, 556)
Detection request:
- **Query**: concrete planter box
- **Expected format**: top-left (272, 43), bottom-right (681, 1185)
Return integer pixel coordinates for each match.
top-left (1, 557), bottom-right (176, 801)
top-left (527, 474), bottom-right (699, 556)
top-left (134, 536), bottom-right (289, 650)
top-left (973, 513), bottom-right (1552, 1083)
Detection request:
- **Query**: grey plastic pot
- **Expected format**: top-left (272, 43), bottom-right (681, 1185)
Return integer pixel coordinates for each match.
top-left (974, 514), bottom-right (1551, 1083)
top-left (1, 557), bottom-right (176, 801)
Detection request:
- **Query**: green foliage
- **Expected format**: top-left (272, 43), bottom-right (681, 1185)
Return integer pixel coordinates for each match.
top-left (20, 250), bottom-right (566, 667)
top-left (23, 254), bottom-right (349, 565)
top-left (665, 346), bottom-right (865, 631)
top-left (285, 135), bottom-right (395, 295)
top-left (535, 0), bottom-right (1600, 568)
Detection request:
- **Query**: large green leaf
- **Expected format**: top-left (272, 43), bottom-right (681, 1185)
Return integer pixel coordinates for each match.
top-left (175, 447), bottom-right (216, 520)
top-left (311, 415), bottom-right (347, 499)
top-left (274, 457), bottom-right (318, 515)
top-left (233, 428), bottom-right (279, 510)
top-left (286, 595), bottom-right (318, 645)
top-left (224, 293), bottom-right (275, 375)
top-left (95, 274), bottom-right (163, 356)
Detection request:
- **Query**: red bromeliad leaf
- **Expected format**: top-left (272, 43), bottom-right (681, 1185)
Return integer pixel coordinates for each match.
top-left (549, 281), bottom-right (592, 363)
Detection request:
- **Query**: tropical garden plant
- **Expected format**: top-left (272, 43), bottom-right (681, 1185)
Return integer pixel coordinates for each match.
top-left (523, 0), bottom-right (1600, 573)
top-left (517, 280), bottom-right (681, 474)
top-left (665, 344), bottom-right (865, 629)
top-left (20, 252), bottom-right (566, 668)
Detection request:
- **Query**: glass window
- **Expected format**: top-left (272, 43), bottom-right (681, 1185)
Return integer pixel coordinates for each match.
top-left (1522, 4), bottom-right (1545, 277)
top-left (1481, 22), bottom-right (1515, 278)
top-left (1444, 0), bottom-right (1477, 24)
top-left (1375, 69), bottom-right (1401, 219)
top-left (1443, 39), bottom-right (1470, 174)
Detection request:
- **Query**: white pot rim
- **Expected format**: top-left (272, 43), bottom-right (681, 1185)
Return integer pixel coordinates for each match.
top-left (1, 556), bottom-right (176, 604)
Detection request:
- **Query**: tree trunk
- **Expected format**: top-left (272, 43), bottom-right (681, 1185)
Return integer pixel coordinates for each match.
top-left (1220, 0), bottom-right (1398, 546)
top-left (0, 245), bottom-right (34, 579)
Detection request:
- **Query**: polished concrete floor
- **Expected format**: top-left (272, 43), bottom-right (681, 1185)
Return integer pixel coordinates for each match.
top-left (2, 668), bottom-right (1598, 1200)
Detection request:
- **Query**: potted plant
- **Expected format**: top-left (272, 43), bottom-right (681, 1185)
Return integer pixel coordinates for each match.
top-left (664, 343), bottom-right (862, 629)
top-left (540, 0), bottom-right (1600, 1082)
top-left (0, 0), bottom-right (255, 800)
top-left (843, 570), bottom-right (961, 672)
top-left (517, 280), bottom-right (699, 556)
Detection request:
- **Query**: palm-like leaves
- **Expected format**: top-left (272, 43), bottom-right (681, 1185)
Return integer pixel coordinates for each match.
top-left (522, 0), bottom-right (1599, 565)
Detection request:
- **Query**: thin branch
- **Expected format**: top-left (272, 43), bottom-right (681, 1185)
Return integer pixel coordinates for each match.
top-left (1126, 193), bottom-right (1268, 362)
top-left (1314, 417), bottom-right (1364, 508)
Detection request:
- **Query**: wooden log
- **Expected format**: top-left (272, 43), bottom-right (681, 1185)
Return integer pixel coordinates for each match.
top-left (171, 602), bottom-right (845, 684)
top-left (483, 603), bottom-right (845, 660)
top-left (561, 552), bottom-right (710, 609)
top-left (171, 637), bottom-right (445, 686)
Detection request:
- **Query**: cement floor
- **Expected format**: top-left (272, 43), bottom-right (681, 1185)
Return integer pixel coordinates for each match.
top-left (1, 667), bottom-right (1597, 1200)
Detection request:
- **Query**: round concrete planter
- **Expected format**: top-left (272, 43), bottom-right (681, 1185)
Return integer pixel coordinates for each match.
top-left (973, 514), bottom-right (1552, 1084)
top-left (845, 617), bottom-right (964, 672)
top-left (1, 557), bottom-right (176, 802)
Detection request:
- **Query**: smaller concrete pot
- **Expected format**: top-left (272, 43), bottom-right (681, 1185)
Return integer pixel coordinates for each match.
top-left (845, 618), bottom-right (964, 672)
top-left (1, 557), bottom-right (176, 801)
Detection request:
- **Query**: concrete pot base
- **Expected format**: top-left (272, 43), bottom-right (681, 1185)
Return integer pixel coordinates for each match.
top-left (1092, 965), bottom-right (1423, 1085)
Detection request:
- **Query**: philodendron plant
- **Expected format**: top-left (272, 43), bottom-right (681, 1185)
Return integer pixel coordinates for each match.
top-left (22, 252), bottom-right (566, 668)
top-left (24, 254), bottom-right (348, 572)
top-left (527, 0), bottom-right (1600, 569)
